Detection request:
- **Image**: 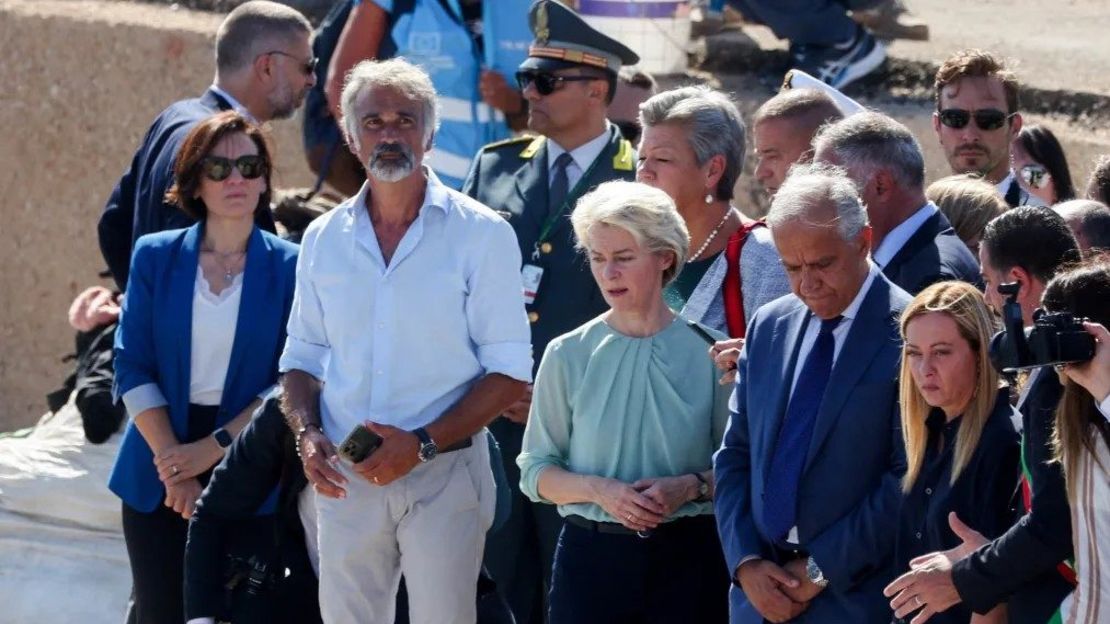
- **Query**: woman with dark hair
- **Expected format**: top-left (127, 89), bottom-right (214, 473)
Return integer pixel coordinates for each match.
top-left (1012, 125), bottom-right (1077, 205)
top-left (1044, 260), bottom-right (1110, 623)
top-left (890, 281), bottom-right (1018, 624)
top-left (108, 110), bottom-right (299, 623)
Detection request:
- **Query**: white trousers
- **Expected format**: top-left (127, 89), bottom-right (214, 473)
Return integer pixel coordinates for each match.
top-left (316, 435), bottom-right (495, 624)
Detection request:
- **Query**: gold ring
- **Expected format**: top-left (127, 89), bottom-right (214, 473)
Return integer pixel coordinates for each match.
top-left (915, 596), bottom-right (922, 607)
top-left (373, 476), bottom-right (380, 484)
top-left (172, 465), bottom-right (179, 475)
top-left (626, 512), bottom-right (633, 521)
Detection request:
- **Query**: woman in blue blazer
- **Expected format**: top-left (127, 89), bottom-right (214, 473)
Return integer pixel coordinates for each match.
top-left (109, 111), bottom-right (298, 624)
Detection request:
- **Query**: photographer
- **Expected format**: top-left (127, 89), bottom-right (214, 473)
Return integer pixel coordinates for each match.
top-left (1044, 261), bottom-right (1110, 621)
top-left (886, 207), bottom-right (1081, 624)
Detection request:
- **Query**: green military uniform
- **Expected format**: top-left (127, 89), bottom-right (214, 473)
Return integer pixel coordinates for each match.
top-left (460, 2), bottom-right (640, 623)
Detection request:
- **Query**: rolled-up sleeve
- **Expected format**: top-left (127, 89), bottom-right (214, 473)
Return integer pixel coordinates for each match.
top-left (517, 342), bottom-right (571, 503)
top-left (465, 218), bottom-right (532, 383)
top-left (279, 225), bottom-right (330, 379)
top-left (122, 383), bottom-right (168, 417)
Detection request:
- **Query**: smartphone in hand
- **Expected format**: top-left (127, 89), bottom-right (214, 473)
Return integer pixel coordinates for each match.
top-left (337, 424), bottom-right (383, 463)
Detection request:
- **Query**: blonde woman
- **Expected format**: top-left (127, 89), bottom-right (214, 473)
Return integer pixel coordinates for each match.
top-left (926, 175), bottom-right (1008, 258)
top-left (1044, 260), bottom-right (1110, 623)
top-left (892, 282), bottom-right (1019, 624)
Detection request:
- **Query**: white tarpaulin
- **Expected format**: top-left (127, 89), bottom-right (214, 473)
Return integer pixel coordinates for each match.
top-left (0, 397), bottom-right (130, 623)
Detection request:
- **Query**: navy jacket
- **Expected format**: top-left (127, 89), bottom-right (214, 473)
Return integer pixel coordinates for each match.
top-left (714, 274), bottom-right (911, 624)
top-left (98, 88), bottom-right (276, 290)
top-left (882, 210), bottom-right (983, 295)
top-left (109, 224), bottom-right (298, 513)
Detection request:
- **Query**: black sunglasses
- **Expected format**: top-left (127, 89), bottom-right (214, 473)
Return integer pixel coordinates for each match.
top-left (515, 71), bottom-right (600, 96)
top-left (937, 108), bottom-right (1015, 131)
top-left (265, 50), bottom-right (318, 76)
top-left (1021, 163), bottom-right (1052, 189)
top-left (201, 155), bottom-right (267, 182)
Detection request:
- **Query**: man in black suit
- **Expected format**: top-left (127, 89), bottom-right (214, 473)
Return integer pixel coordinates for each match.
top-left (885, 207), bottom-right (1081, 624)
top-left (813, 111), bottom-right (982, 295)
top-left (98, 0), bottom-right (316, 290)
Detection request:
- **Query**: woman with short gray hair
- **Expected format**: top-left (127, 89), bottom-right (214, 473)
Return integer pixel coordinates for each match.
top-left (518, 181), bottom-right (731, 622)
top-left (637, 85), bottom-right (790, 341)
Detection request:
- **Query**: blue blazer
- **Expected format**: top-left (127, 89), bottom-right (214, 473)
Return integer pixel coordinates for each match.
top-left (109, 224), bottom-right (298, 513)
top-left (882, 209), bottom-right (983, 295)
top-left (714, 274), bottom-right (911, 624)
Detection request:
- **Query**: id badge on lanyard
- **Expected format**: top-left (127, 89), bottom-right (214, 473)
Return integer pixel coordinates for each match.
top-left (522, 263), bottom-right (544, 305)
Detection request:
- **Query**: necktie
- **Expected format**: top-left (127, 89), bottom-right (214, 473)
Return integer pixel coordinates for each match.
top-left (549, 152), bottom-right (574, 217)
top-left (763, 315), bottom-right (843, 544)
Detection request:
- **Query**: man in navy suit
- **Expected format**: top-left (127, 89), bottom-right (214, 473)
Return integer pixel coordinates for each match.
top-left (714, 162), bottom-right (910, 623)
top-left (813, 112), bottom-right (981, 295)
top-left (98, 0), bottom-right (316, 291)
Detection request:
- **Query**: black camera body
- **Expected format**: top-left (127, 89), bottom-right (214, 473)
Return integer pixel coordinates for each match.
top-left (988, 282), bottom-right (1096, 373)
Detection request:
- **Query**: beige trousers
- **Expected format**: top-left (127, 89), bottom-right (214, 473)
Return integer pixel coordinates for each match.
top-left (316, 435), bottom-right (495, 624)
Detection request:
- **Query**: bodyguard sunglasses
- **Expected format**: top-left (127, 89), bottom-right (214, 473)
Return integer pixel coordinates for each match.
top-left (201, 155), bottom-right (267, 182)
top-left (516, 70), bottom-right (602, 96)
top-left (264, 50), bottom-right (318, 76)
top-left (937, 108), bottom-right (1015, 131)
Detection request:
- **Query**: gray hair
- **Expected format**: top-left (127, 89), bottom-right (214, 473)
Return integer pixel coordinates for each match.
top-left (571, 181), bottom-right (690, 287)
top-left (1055, 199), bottom-right (1110, 252)
top-left (215, 1), bottom-right (312, 76)
top-left (340, 58), bottom-right (439, 151)
top-left (768, 162), bottom-right (870, 241)
top-left (812, 112), bottom-right (926, 192)
top-left (638, 85), bottom-right (746, 201)
top-left (753, 88), bottom-right (843, 128)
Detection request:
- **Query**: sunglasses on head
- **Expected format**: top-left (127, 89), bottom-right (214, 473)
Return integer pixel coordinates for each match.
top-left (201, 155), bottom-right (267, 182)
top-left (265, 50), bottom-right (318, 76)
top-left (515, 71), bottom-right (600, 96)
top-left (1021, 163), bottom-right (1052, 189)
top-left (937, 108), bottom-right (1015, 131)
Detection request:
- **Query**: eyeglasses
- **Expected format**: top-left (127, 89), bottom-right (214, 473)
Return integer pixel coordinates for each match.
top-left (1021, 163), bottom-right (1052, 189)
top-left (515, 71), bottom-right (601, 96)
top-left (201, 155), bottom-right (267, 182)
top-left (937, 108), bottom-right (1015, 131)
top-left (264, 50), bottom-right (318, 76)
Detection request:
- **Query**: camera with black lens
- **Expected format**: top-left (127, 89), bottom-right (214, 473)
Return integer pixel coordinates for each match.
top-left (988, 282), bottom-right (1096, 373)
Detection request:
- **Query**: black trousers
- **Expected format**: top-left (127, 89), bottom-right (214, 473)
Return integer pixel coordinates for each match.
top-left (548, 514), bottom-right (730, 624)
top-left (121, 404), bottom-right (217, 624)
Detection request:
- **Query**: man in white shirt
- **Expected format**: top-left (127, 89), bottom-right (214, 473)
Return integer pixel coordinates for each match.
top-left (280, 58), bottom-right (532, 624)
top-left (932, 49), bottom-right (1045, 208)
top-left (814, 111), bottom-right (981, 294)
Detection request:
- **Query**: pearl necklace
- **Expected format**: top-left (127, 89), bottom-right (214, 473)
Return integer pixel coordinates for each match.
top-left (688, 207), bottom-right (735, 263)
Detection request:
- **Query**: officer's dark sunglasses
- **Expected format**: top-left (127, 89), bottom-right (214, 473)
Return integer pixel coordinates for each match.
top-left (264, 50), bottom-right (318, 76)
top-left (516, 70), bottom-right (601, 96)
top-left (201, 155), bottom-right (267, 182)
top-left (937, 108), bottom-right (1015, 131)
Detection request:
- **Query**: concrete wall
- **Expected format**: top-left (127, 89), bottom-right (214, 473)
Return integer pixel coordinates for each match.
top-left (0, 0), bottom-right (313, 429)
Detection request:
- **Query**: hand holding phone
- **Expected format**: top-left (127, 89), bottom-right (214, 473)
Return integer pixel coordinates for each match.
top-left (338, 424), bottom-right (383, 464)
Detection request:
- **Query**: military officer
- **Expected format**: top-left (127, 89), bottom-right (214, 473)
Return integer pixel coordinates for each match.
top-left (461, 2), bottom-right (639, 622)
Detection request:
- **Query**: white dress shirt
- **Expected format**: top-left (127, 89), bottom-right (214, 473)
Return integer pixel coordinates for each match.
top-left (1100, 394), bottom-right (1110, 422)
top-left (789, 262), bottom-right (881, 393)
top-left (546, 125), bottom-right (611, 192)
top-left (189, 272), bottom-right (242, 405)
top-left (279, 168), bottom-right (533, 439)
top-left (871, 202), bottom-right (938, 269)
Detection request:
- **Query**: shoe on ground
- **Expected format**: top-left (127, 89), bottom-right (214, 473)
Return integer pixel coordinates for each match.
top-left (790, 26), bottom-right (886, 90)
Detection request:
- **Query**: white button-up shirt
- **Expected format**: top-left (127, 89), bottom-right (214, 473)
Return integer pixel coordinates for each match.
top-left (871, 202), bottom-right (938, 269)
top-left (546, 126), bottom-right (611, 191)
top-left (279, 168), bottom-right (533, 439)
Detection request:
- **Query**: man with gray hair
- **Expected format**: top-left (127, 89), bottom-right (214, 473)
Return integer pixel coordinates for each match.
top-left (280, 58), bottom-right (532, 624)
top-left (715, 162), bottom-right (910, 623)
top-left (98, 0), bottom-right (316, 291)
top-left (813, 111), bottom-right (981, 294)
top-left (1055, 199), bottom-right (1110, 255)
top-left (752, 88), bottom-right (844, 197)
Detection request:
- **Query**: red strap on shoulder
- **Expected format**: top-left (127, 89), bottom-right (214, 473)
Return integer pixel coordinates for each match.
top-left (723, 220), bottom-right (766, 338)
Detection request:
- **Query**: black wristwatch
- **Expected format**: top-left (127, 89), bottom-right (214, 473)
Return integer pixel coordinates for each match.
top-left (413, 427), bottom-right (438, 462)
top-left (691, 472), bottom-right (711, 502)
top-left (212, 427), bottom-right (233, 450)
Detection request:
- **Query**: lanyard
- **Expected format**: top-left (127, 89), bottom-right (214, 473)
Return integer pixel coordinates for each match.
top-left (532, 128), bottom-right (612, 261)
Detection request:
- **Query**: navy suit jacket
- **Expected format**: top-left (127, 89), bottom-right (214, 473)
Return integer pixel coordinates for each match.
top-left (98, 88), bottom-right (276, 290)
top-left (714, 273), bottom-right (911, 624)
top-left (109, 224), bottom-right (298, 513)
top-left (882, 209), bottom-right (982, 295)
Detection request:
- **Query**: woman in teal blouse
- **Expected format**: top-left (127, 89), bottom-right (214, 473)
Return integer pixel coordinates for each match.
top-left (518, 180), bottom-right (731, 623)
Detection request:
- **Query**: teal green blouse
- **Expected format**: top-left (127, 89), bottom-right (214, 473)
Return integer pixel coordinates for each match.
top-left (517, 315), bottom-right (730, 523)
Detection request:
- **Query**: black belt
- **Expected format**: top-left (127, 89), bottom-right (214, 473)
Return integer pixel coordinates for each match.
top-left (440, 437), bottom-right (473, 454)
top-left (565, 514), bottom-right (653, 538)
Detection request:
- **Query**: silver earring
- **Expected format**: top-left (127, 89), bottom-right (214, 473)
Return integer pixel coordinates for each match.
top-left (705, 193), bottom-right (713, 204)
